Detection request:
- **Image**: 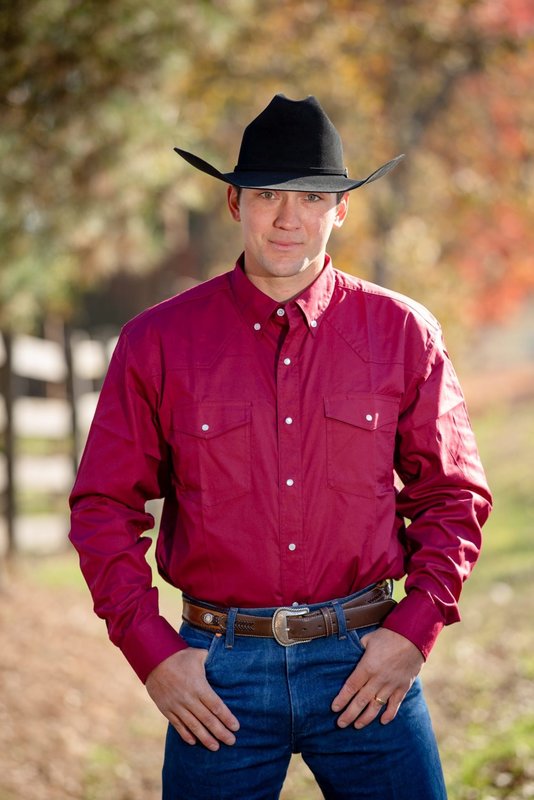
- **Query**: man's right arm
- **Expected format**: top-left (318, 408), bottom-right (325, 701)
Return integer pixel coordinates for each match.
top-left (70, 329), bottom-right (239, 746)
top-left (69, 330), bottom-right (184, 682)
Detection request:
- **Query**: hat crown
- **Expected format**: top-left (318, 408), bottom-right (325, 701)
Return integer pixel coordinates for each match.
top-left (235, 94), bottom-right (346, 176)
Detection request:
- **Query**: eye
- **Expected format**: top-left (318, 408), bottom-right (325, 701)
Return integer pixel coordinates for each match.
top-left (305, 193), bottom-right (322, 202)
top-left (259, 190), bottom-right (276, 200)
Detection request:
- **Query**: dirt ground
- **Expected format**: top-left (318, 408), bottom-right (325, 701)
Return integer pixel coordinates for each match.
top-left (0, 558), bottom-right (164, 800)
top-left (1, 553), bottom-right (533, 800)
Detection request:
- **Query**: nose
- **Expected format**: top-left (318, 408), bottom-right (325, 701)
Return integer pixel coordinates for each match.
top-left (274, 194), bottom-right (301, 229)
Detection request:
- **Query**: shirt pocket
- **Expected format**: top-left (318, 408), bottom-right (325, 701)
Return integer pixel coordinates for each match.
top-left (324, 394), bottom-right (399, 498)
top-left (170, 402), bottom-right (252, 506)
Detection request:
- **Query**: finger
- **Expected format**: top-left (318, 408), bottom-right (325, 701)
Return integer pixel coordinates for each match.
top-left (336, 689), bottom-right (377, 728)
top-left (168, 712), bottom-right (197, 746)
top-left (186, 686), bottom-right (240, 746)
top-left (331, 670), bottom-right (368, 712)
top-left (353, 694), bottom-right (389, 729)
top-left (353, 687), bottom-right (406, 729)
top-left (380, 690), bottom-right (405, 725)
top-left (195, 701), bottom-right (239, 747)
top-left (200, 686), bottom-right (240, 732)
top-left (178, 706), bottom-right (227, 751)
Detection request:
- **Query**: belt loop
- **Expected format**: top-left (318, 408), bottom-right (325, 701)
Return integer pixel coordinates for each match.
top-left (331, 600), bottom-right (347, 640)
top-left (225, 607), bottom-right (238, 649)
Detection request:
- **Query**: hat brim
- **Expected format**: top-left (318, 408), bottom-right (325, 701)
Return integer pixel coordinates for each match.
top-left (174, 148), bottom-right (404, 192)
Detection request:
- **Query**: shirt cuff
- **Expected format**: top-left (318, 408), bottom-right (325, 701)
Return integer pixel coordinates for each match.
top-left (381, 590), bottom-right (445, 660)
top-left (120, 614), bottom-right (189, 683)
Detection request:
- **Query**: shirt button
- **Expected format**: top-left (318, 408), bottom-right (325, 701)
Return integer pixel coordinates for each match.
top-left (365, 414), bottom-right (373, 422)
top-left (276, 308), bottom-right (285, 317)
top-left (283, 358), bottom-right (291, 365)
top-left (285, 417), bottom-right (293, 425)
top-left (253, 322), bottom-right (261, 331)
top-left (288, 543), bottom-right (296, 551)
top-left (310, 319), bottom-right (318, 328)
top-left (292, 601), bottom-right (299, 607)
top-left (201, 423), bottom-right (210, 431)
top-left (286, 478), bottom-right (294, 487)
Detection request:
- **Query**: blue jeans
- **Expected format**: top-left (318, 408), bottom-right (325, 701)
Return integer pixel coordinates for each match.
top-left (162, 590), bottom-right (447, 800)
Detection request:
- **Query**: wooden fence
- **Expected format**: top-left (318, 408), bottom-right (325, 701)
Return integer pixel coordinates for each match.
top-left (0, 328), bottom-right (117, 556)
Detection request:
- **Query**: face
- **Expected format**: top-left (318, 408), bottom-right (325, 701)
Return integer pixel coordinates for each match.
top-left (227, 186), bottom-right (348, 291)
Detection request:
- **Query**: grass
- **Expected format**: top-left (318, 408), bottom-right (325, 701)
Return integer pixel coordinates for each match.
top-left (430, 398), bottom-right (534, 799)
top-left (466, 400), bottom-right (534, 588)
top-left (82, 744), bottom-right (124, 800)
top-left (449, 716), bottom-right (534, 799)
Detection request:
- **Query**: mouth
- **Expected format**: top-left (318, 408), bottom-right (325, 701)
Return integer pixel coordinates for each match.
top-left (268, 240), bottom-right (303, 249)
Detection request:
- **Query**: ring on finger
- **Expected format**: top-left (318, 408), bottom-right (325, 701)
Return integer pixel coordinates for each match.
top-left (373, 695), bottom-right (387, 706)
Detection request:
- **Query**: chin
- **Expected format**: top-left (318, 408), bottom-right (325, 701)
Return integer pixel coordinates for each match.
top-left (271, 258), bottom-right (311, 276)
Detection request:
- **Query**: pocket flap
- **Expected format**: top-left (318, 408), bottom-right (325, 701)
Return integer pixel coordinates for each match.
top-left (172, 403), bottom-right (251, 439)
top-left (324, 394), bottom-right (398, 431)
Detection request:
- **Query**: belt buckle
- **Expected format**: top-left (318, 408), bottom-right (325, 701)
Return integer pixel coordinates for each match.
top-left (272, 606), bottom-right (311, 647)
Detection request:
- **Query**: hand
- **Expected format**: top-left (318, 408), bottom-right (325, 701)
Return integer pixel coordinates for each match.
top-left (145, 647), bottom-right (240, 751)
top-left (331, 627), bottom-right (424, 729)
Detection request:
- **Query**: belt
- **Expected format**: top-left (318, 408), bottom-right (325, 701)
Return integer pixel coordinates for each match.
top-left (182, 582), bottom-right (396, 647)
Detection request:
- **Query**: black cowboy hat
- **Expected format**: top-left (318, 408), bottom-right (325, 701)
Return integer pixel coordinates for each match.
top-left (174, 94), bottom-right (403, 193)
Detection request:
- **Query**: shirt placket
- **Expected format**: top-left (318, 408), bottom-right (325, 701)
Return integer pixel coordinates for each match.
top-left (275, 303), bottom-right (308, 605)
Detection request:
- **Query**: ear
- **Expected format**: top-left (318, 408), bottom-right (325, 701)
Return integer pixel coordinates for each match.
top-left (227, 185), bottom-right (241, 221)
top-left (333, 193), bottom-right (349, 228)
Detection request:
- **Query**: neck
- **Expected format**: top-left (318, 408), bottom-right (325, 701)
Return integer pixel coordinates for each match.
top-left (243, 259), bottom-right (325, 302)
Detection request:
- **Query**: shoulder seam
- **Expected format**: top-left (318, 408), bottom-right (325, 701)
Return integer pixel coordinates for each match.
top-left (122, 272), bottom-right (231, 333)
top-left (333, 269), bottom-right (441, 332)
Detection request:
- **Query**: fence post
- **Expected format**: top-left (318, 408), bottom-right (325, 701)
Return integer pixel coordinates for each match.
top-left (1, 330), bottom-right (16, 556)
top-left (63, 323), bottom-right (79, 477)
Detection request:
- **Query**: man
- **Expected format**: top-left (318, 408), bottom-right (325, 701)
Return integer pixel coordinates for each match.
top-left (69, 94), bottom-right (492, 799)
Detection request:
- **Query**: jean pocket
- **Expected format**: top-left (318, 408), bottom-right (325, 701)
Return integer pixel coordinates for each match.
top-left (179, 621), bottom-right (222, 669)
top-left (179, 621), bottom-right (214, 649)
top-left (346, 623), bottom-right (381, 655)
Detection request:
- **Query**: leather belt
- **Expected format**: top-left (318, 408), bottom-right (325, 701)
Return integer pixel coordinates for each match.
top-left (182, 582), bottom-right (396, 647)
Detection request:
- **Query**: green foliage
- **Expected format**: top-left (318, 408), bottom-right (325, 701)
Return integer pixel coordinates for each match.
top-left (1, 0), bottom-right (533, 334)
top-left (0, 0), bottom-right (208, 327)
top-left (452, 716), bottom-right (534, 797)
top-left (82, 743), bottom-right (123, 800)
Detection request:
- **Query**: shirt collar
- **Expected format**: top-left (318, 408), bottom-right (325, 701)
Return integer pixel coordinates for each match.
top-left (294, 254), bottom-right (335, 334)
top-left (229, 253), bottom-right (336, 335)
top-left (230, 255), bottom-right (280, 331)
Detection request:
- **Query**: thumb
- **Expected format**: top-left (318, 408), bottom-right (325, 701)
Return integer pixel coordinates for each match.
top-left (359, 630), bottom-right (378, 650)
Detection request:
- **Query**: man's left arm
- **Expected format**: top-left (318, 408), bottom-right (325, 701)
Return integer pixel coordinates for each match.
top-left (332, 330), bottom-right (492, 728)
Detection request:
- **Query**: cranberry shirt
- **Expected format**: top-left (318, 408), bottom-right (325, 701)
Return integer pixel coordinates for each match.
top-left (69, 256), bottom-right (491, 682)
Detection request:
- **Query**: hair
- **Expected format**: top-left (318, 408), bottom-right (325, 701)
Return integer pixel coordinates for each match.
top-left (234, 187), bottom-right (346, 204)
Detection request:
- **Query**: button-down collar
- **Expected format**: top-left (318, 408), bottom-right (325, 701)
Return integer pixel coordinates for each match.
top-left (230, 255), bottom-right (281, 332)
top-left (294, 255), bottom-right (335, 334)
top-left (230, 253), bottom-right (336, 334)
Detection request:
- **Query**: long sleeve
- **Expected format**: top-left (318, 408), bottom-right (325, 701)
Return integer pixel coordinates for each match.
top-left (381, 330), bottom-right (492, 657)
top-left (69, 330), bottom-right (186, 682)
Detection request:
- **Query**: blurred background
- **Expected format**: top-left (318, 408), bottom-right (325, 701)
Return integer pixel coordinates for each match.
top-left (0, 1), bottom-right (533, 798)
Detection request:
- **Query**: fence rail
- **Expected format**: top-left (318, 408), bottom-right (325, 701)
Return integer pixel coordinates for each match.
top-left (0, 328), bottom-right (116, 556)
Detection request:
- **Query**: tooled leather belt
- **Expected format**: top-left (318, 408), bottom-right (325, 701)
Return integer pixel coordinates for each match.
top-left (182, 581), bottom-right (396, 647)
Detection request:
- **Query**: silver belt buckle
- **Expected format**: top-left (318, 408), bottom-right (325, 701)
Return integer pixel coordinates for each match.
top-left (272, 606), bottom-right (311, 646)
